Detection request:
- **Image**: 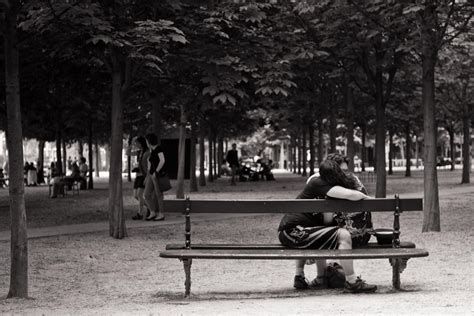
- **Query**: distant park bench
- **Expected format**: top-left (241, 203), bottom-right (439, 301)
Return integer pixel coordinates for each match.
top-left (160, 197), bottom-right (429, 296)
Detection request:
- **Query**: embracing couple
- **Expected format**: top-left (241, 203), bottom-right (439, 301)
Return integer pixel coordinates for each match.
top-left (278, 153), bottom-right (377, 293)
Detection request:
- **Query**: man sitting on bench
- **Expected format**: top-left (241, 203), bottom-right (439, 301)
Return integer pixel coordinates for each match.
top-left (278, 155), bottom-right (377, 293)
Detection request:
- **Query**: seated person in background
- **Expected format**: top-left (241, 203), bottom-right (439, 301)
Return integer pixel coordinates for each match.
top-left (257, 159), bottom-right (275, 181)
top-left (0, 168), bottom-right (6, 188)
top-left (50, 162), bottom-right (64, 198)
top-left (78, 157), bottom-right (88, 189)
top-left (23, 161), bottom-right (30, 184)
top-left (220, 159), bottom-right (232, 176)
top-left (61, 162), bottom-right (81, 190)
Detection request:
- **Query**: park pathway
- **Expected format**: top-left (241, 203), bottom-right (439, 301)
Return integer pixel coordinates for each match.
top-left (0, 184), bottom-right (472, 242)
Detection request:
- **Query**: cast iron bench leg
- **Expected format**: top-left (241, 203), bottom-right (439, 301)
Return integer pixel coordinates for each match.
top-left (390, 257), bottom-right (410, 290)
top-left (183, 259), bottom-right (192, 297)
top-left (391, 258), bottom-right (401, 290)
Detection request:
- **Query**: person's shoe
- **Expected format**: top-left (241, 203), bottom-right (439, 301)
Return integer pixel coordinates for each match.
top-left (154, 216), bottom-right (165, 221)
top-left (293, 275), bottom-right (309, 290)
top-left (132, 213), bottom-right (143, 220)
top-left (308, 276), bottom-right (328, 289)
top-left (344, 277), bottom-right (377, 293)
top-left (145, 213), bottom-right (157, 221)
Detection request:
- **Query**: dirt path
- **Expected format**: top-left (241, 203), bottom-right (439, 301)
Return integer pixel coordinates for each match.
top-left (0, 170), bottom-right (473, 314)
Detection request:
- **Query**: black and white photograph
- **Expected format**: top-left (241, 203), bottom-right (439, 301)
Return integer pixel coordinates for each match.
top-left (0, 0), bottom-right (472, 314)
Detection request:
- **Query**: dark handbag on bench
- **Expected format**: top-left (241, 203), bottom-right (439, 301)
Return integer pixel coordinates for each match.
top-left (157, 172), bottom-right (172, 192)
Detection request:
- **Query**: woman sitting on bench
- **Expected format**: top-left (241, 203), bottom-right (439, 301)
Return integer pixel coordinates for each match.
top-left (278, 157), bottom-right (377, 293)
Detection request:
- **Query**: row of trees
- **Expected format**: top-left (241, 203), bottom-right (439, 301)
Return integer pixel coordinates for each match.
top-left (1, 0), bottom-right (472, 298)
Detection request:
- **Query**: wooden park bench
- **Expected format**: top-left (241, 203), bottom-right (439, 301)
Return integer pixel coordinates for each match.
top-left (160, 196), bottom-right (429, 296)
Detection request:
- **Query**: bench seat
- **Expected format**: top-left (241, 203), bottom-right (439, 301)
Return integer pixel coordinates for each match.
top-left (160, 247), bottom-right (428, 260)
top-left (165, 241), bottom-right (417, 250)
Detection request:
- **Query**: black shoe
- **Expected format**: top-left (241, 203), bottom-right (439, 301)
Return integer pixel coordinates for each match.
top-left (132, 213), bottom-right (143, 220)
top-left (293, 275), bottom-right (309, 290)
top-left (344, 277), bottom-right (377, 293)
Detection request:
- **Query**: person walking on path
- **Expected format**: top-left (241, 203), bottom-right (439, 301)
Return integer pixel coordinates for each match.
top-left (226, 143), bottom-right (239, 185)
top-left (143, 133), bottom-right (166, 221)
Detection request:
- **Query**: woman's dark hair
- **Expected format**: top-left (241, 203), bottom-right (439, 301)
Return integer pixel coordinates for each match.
top-left (135, 136), bottom-right (148, 151)
top-left (319, 160), bottom-right (357, 189)
top-left (326, 153), bottom-right (350, 166)
top-left (145, 133), bottom-right (158, 146)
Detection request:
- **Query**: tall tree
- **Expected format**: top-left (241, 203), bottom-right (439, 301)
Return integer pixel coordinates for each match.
top-left (403, 0), bottom-right (473, 231)
top-left (2, 0), bottom-right (28, 298)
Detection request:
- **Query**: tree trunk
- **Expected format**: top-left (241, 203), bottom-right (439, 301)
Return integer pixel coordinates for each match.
top-left (55, 130), bottom-right (63, 176)
top-left (88, 123), bottom-right (94, 189)
top-left (207, 135), bottom-right (213, 182)
top-left (317, 118), bottom-right (324, 168)
top-left (309, 124), bottom-right (315, 176)
top-left (104, 144), bottom-right (110, 171)
top-left (217, 136), bottom-right (223, 177)
top-left (62, 140), bottom-right (67, 174)
top-left (388, 130), bottom-right (393, 175)
top-left (293, 138), bottom-right (297, 173)
top-left (109, 52), bottom-right (127, 239)
top-left (176, 104), bottom-right (186, 199)
top-left (346, 85), bottom-right (355, 172)
top-left (297, 135), bottom-right (302, 174)
top-left (302, 127), bottom-right (307, 176)
top-left (38, 140), bottom-right (45, 170)
top-left (329, 106), bottom-right (337, 153)
top-left (78, 140), bottom-right (83, 158)
top-left (95, 140), bottom-right (100, 177)
top-left (415, 134), bottom-right (420, 168)
top-left (151, 88), bottom-right (162, 145)
top-left (126, 135), bottom-right (132, 183)
top-left (361, 123), bottom-right (367, 172)
top-left (375, 64), bottom-right (387, 197)
top-left (405, 122), bottom-right (412, 177)
top-left (447, 126), bottom-right (455, 171)
top-left (5, 1), bottom-right (28, 298)
top-left (213, 135), bottom-right (218, 178)
top-left (189, 122), bottom-right (198, 192)
top-left (199, 131), bottom-right (206, 186)
top-left (421, 8), bottom-right (440, 231)
top-left (461, 110), bottom-right (471, 183)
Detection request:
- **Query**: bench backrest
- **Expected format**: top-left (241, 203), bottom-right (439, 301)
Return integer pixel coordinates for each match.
top-left (163, 198), bottom-right (423, 214)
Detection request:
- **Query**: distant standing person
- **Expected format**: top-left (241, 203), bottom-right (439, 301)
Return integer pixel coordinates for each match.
top-left (143, 133), bottom-right (166, 221)
top-left (127, 136), bottom-right (151, 220)
top-left (226, 143), bottom-right (239, 185)
top-left (78, 157), bottom-right (88, 189)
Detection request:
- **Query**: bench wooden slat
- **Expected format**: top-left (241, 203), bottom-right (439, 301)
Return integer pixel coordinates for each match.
top-left (165, 241), bottom-right (416, 250)
top-left (160, 248), bottom-right (429, 260)
top-left (163, 198), bottom-right (422, 213)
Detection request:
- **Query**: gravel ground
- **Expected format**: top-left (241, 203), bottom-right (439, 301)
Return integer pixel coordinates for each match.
top-left (0, 170), bottom-right (473, 315)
